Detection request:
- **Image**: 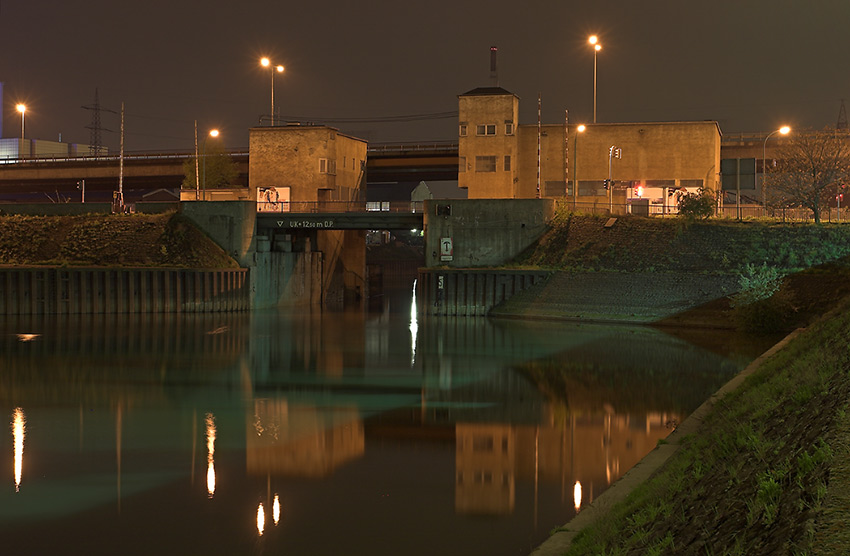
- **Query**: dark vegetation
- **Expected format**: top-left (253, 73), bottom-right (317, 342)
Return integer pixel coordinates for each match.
top-left (0, 212), bottom-right (238, 268)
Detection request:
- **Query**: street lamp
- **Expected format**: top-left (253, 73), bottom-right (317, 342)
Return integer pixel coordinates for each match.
top-left (762, 125), bottom-right (791, 210)
top-left (16, 104), bottom-right (26, 140)
top-left (588, 36), bottom-right (601, 123)
top-left (260, 57), bottom-right (285, 125)
top-left (573, 124), bottom-right (586, 206)
top-left (202, 129), bottom-right (221, 201)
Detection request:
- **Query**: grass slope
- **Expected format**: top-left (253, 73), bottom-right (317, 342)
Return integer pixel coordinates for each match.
top-left (560, 297), bottom-right (850, 555)
top-left (0, 212), bottom-right (238, 268)
top-left (515, 212), bottom-right (850, 274)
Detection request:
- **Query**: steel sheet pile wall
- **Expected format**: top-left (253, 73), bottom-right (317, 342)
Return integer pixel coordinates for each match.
top-left (0, 268), bottom-right (249, 315)
top-left (418, 269), bottom-right (549, 317)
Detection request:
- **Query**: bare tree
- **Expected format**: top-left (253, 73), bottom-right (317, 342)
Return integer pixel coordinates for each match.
top-left (765, 129), bottom-right (850, 223)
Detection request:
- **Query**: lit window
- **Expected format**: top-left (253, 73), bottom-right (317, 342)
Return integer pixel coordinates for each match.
top-left (475, 156), bottom-right (497, 172)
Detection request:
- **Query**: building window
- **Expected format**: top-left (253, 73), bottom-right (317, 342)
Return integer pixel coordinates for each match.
top-left (319, 158), bottom-right (336, 175)
top-left (458, 156), bottom-right (466, 172)
top-left (476, 124), bottom-right (497, 136)
top-left (459, 123), bottom-right (468, 137)
top-left (504, 155), bottom-right (511, 171)
top-left (475, 156), bottom-right (497, 172)
top-left (505, 122), bottom-right (514, 135)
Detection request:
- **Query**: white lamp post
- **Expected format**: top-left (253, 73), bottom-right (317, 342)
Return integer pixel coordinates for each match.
top-left (16, 104), bottom-right (26, 140)
top-left (202, 129), bottom-right (220, 201)
top-left (762, 126), bottom-right (791, 211)
top-left (260, 57), bottom-right (285, 125)
top-left (588, 36), bottom-right (601, 123)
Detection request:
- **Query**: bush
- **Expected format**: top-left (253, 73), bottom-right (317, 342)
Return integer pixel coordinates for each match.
top-left (731, 263), bottom-right (795, 333)
top-left (678, 187), bottom-right (716, 220)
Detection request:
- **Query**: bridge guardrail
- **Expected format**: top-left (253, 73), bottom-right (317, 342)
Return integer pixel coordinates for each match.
top-left (257, 200), bottom-right (424, 213)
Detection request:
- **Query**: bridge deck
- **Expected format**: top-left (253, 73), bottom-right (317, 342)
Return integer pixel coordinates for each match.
top-left (257, 202), bottom-right (424, 230)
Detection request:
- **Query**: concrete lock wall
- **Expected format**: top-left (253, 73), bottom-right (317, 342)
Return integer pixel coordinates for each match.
top-left (180, 200), bottom-right (256, 267)
top-left (251, 251), bottom-right (323, 309)
top-left (423, 198), bottom-right (554, 268)
top-left (418, 268), bottom-right (550, 317)
top-left (0, 267), bottom-right (249, 315)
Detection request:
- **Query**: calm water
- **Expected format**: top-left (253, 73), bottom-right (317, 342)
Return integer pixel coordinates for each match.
top-left (0, 285), bottom-right (763, 556)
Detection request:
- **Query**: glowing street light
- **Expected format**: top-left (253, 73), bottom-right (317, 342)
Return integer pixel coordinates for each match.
top-left (260, 57), bottom-right (285, 125)
top-left (202, 129), bottom-right (221, 201)
top-left (16, 104), bottom-right (26, 140)
top-left (573, 124), bottom-right (586, 205)
top-left (762, 125), bottom-right (791, 209)
top-left (588, 36), bottom-right (602, 123)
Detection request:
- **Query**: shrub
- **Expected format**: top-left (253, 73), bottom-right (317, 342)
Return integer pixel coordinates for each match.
top-left (678, 187), bottom-right (716, 220)
top-left (731, 263), bottom-right (795, 333)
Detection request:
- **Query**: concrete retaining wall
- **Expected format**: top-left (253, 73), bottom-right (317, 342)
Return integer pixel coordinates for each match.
top-left (418, 268), bottom-right (550, 317)
top-left (0, 267), bottom-right (249, 315)
top-left (251, 251), bottom-right (323, 309)
top-left (423, 199), bottom-right (554, 268)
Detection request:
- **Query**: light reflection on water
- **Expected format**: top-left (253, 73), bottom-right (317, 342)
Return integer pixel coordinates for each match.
top-left (0, 285), bottom-right (765, 556)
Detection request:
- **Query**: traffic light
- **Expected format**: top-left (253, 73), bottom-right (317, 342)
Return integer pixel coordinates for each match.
top-left (634, 184), bottom-right (644, 198)
top-left (603, 179), bottom-right (610, 190)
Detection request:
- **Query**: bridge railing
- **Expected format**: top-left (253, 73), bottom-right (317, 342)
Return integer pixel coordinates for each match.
top-left (257, 200), bottom-right (424, 214)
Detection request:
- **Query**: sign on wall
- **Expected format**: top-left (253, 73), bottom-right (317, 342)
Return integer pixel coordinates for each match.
top-left (440, 237), bottom-right (453, 262)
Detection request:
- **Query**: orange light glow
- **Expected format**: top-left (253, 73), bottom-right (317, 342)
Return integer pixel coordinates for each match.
top-left (13, 408), bottom-right (25, 491)
top-left (206, 413), bottom-right (216, 497)
top-left (257, 503), bottom-right (265, 536)
top-left (273, 494), bottom-right (281, 525)
top-left (573, 481), bottom-right (582, 512)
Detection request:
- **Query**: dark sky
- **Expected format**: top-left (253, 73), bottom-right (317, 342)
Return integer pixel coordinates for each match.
top-left (2, 0), bottom-right (849, 152)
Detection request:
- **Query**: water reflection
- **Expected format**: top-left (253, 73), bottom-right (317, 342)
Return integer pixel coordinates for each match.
top-left (206, 413), bottom-right (216, 498)
top-left (574, 481), bottom-right (582, 512)
top-left (257, 502), bottom-right (265, 536)
top-left (12, 407), bottom-right (24, 492)
top-left (0, 294), bottom-right (763, 556)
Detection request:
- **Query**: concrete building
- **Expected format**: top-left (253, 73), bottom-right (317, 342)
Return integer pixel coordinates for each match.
top-left (457, 87), bottom-right (722, 215)
top-left (247, 125), bottom-right (369, 309)
top-left (0, 138), bottom-right (104, 160)
top-left (249, 124), bottom-right (367, 211)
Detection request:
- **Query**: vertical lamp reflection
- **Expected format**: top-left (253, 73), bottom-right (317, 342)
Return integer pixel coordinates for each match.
top-left (257, 502), bottom-right (265, 536)
top-left (273, 494), bottom-right (281, 526)
top-left (12, 408), bottom-right (25, 492)
top-left (573, 481), bottom-right (582, 512)
top-left (409, 279), bottom-right (418, 368)
top-left (206, 413), bottom-right (216, 498)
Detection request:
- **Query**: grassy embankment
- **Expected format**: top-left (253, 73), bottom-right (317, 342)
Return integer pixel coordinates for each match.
top-left (556, 297), bottom-right (850, 555)
top-left (514, 210), bottom-right (850, 274)
top-left (511, 211), bottom-right (850, 554)
top-left (0, 212), bottom-right (237, 268)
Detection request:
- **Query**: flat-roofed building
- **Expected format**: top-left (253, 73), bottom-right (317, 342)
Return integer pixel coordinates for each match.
top-left (458, 87), bottom-right (722, 214)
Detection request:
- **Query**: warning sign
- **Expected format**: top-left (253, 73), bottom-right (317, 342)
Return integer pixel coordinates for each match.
top-left (440, 237), bottom-right (453, 262)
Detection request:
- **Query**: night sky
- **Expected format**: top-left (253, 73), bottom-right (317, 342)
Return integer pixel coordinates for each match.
top-left (2, 0), bottom-right (849, 152)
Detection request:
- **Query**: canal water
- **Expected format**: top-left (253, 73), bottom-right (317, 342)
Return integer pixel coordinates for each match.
top-left (0, 283), bottom-right (772, 556)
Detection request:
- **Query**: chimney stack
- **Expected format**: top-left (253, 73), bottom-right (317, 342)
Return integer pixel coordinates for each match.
top-left (489, 46), bottom-right (498, 87)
